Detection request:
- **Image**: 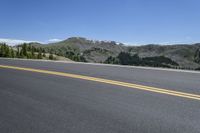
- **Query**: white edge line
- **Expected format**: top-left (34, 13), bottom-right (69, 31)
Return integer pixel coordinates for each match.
top-left (0, 57), bottom-right (200, 74)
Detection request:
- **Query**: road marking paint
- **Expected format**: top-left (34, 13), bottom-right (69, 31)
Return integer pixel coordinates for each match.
top-left (0, 64), bottom-right (200, 101)
top-left (1, 57), bottom-right (200, 74)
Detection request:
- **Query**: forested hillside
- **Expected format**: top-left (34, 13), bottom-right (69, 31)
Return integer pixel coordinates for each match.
top-left (0, 43), bottom-right (70, 61)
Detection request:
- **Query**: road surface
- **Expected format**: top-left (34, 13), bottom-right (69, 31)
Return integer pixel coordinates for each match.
top-left (0, 58), bottom-right (200, 133)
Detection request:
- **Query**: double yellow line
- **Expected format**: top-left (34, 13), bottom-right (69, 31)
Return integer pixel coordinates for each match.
top-left (0, 64), bottom-right (200, 101)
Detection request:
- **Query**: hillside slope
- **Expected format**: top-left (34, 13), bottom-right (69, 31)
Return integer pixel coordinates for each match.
top-left (29, 37), bottom-right (200, 69)
top-left (128, 44), bottom-right (200, 68)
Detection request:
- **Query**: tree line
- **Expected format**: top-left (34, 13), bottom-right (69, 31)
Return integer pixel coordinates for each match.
top-left (0, 43), bottom-right (85, 62)
top-left (43, 45), bottom-right (87, 62)
top-left (104, 52), bottom-right (179, 68)
top-left (194, 48), bottom-right (200, 63)
top-left (0, 43), bottom-right (54, 60)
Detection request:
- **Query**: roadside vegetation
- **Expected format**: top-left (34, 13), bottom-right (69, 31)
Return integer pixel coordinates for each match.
top-left (0, 43), bottom-right (56, 60)
top-left (1, 39), bottom-right (200, 71)
top-left (104, 52), bottom-right (179, 68)
top-left (194, 48), bottom-right (200, 64)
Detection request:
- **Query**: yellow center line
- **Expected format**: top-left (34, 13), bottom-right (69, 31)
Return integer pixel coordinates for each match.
top-left (0, 64), bottom-right (200, 101)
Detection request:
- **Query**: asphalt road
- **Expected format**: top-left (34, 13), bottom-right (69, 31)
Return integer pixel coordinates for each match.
top-left (0, 58), bottom-right (200, 133)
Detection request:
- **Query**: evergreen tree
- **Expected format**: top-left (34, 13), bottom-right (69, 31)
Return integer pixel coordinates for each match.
top-left (42, 53), bottom-right (46, 57)
top-left (37, 49), bottom-right (42, 59)
top-left (22, 43), bottom-right (28, 57)
top-left (17, 46), bottom-right (20, 57)
top-left (11, 48), bottom-right (15, 58)
top-left (27, 44), bottom-right (32, 51)
top-left (0, 44), bottom-right (4, 57)
top-left (0, 43), bottom-right (12, 57)
top-left (2, 44), bottom-right (10, 57)
top-left (194, 48), bottom-right (200, 63)
top-left (31, 47), bottom-right (35, 58)
top-left (104, 56), bottom-right (119, 64)
top-left (49, 53), bottom-right (54, 60)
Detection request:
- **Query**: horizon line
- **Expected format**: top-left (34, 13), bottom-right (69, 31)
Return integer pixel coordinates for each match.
top-left (0, 37), bottom-right (199, 46)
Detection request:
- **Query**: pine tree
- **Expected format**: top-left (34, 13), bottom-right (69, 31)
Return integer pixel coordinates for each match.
top-left (42, 53), bottom-right (46, 57)
top-left (31, 46), bottom-right (35, 58)
top-left (22, 43), bottom-right (28, 57)
top-left (11, 48), bottom-right (15, 58)
top-left (17, 46), bottom-right (20, 57)
top-left (194, 48), bottom-right (200, 63)
top-left (37, 49), bottom-right (42, 59)
top-left (49, 53), bottom-right (54, 60)
top-left (4, 44), bottom-right (10, 57)
top-left (28, 44), bottom-right (32, 51)
top-left (0, 44), bottom-right (3, 57)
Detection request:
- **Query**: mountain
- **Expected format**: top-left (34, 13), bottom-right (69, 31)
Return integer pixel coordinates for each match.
top-left (29, 37), bottom-right (200, 69)
top-left (31, 37), bottom-right (127, 62)
top-left (128, 44), bottom-right (200, 69)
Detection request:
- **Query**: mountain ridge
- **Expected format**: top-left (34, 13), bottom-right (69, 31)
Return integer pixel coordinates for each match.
top-left (21, 37), bottom-right (200, 69)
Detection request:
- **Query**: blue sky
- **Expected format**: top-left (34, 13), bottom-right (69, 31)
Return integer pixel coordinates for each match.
top-left (0, 0), bottom-right (200, 45)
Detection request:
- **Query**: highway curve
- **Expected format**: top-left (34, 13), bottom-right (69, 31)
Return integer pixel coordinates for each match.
top-left (0, 58), bottom-right (200, 133)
